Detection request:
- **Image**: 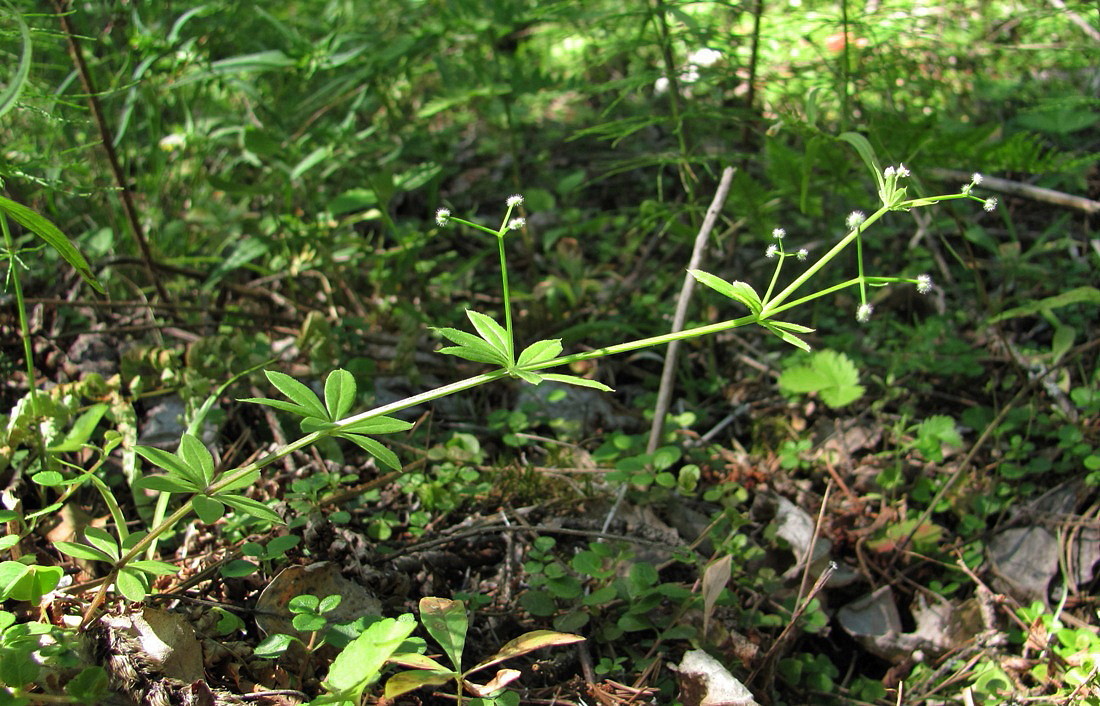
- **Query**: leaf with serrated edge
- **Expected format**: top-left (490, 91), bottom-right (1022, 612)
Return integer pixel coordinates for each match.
top-left (264, 370), bottom-right (327, 419)
top-left (324, 369), bottom-right (356, 421)
top-left (219, 494), bottom-right (284, 525)
top-left (340, 434), bottom-right (401, 471)
top-left (179, 433), bottom-right (215, 486)
top-left (384, 670), bottom-right (456, 700)
top-left (465, 310), bottom-right (511, 359)
top-left (688, 270), bottom-right (762, 315)
top-left (468, 630), bottom-right (584, 674)
top-left (540, 374), bottom-right (613, 392)
top-left (340, 416), bottom-right (414, 435)
top-left (516, 339), bottom-right (563, 368)
top-left (420, 597), bottom-right (468, 672)
top-left (135, 445), bottom-right (203, 487)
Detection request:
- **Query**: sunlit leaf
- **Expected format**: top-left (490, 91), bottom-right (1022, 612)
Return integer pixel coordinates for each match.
top-left (468, 630), bottom-right (584, 674)
top-left (324, 369), bottom-right (357, 421)
top-left (540, 373), bottom-right (613, 392)
top-left (340, 416), bottom-right (414, 435)
top-left (192, 495), bottom-right (226, 524)
top-left (54, 542), bottom-right (114, 563)
top-left (419, 597), bottom-right (468, 672)
top-left (689, 270), bottom-right (762, 316)
top-left (218, 494), bottom-right (284, 525)
top-left (134, 445), bottom-right (204, 487)
top-left (261, 370), bottom-right (327, 419)
top-left (324, 614), bottom-right (417, 694)
top-left (384, 669), bottom-right (456, 700)
top-left (465, 310), bottom-right (511, 360)
top-left (516, 338), bottom-right (563, 368)
top-left (0, 195), bottom-right (104, 294)
top-left (83, 527), bottom-right (120, 561)
top-left (178, 434), bottom-right (215, 486)
top-left (339, 433), bottom-right (402, 471)
top-left (115, 568), bottom-right (148, 602)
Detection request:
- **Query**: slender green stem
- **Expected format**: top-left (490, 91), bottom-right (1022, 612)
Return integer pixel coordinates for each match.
top-left (0, 213), bottom-right (46, 474)
top-left (855, 222), bottom-right (867, 305)
top-left (758, 205), bottom-right (889, 319)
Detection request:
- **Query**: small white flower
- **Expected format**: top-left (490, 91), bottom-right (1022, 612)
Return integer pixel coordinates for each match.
top-left (653, 76), bottom-right (670, 95)
top-left (435, 208), bottom-right (451, 227)
top-left (687, 48), bottom-right (722, 67)
top-left (797, 248), bottom-right (808, 261)
top-left (679, 66), bottom-right (701, 84)
top-left (856, 303), bottom-right (873, 323)
top-left (846, 210), bottom-right (866, 230)
top-left (896, 164), bottom-right (909, 178)
top-left (507, 217), bottom-right (526, 230)
top-left (883, 166), bottom-right (895, 179)
top-left (158, 133), bottom-right (186, 151)
top-left (971, 172), bottom-right (983, 185)
top-left (916, 274), bottom-right (933, 294)
top-left (506, 194), bottom-right (524, 208)
top-left (765, 244), bottom-right (779, 259)
top-left (984, 197), bottom-right (998, 212)
top-left (772, 227), bottom-right (786, 240)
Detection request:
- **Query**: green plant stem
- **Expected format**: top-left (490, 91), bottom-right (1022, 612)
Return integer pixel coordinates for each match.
top-left (0, 212), bottom-right (46, 475)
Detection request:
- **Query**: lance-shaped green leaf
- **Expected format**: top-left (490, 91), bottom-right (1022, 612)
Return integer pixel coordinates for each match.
top-left (0, 195), bottom-right (104, 294)
top-left (340, 416), bottom-right (414, 435)
top-left (838, 131), bottom-right (884, 194)
top-left (465, 310), bottom-right (512, 362)
top-left (419, 597), bottom-right (468, 672)
top-left (178, 434), bottom-right (215, 486)
top-left (384, 670), bottom-right (457, 700)
top-left (241, 370), bottom-right (328, 420)
top-left (516, 338), bottom-right (563, 368)
top-left (324, 369), bottom-right (356, 421)
top-left (0, 3), bottom-right (32, 121)
top-left (760, 320), bottom-right (814, 352)
top-left (83, 527), bottom-right (120, 561)
top-left (541, 373), bottom-right (613, 392)
top-left (219, 494), bottom-right (284, 525)
top-left (467, 630), bottom-right (585, 674)
top-left (136, 474), bottom-right (202, 494)
top-left (324, 614), bottom-right (418, 696)
top-left (216, 468), bottom-right (260, 493)
top-left (134, 445), bottom-right (205, 489)
top-left (55, 541), bottom-right (115, 564)
top-left (433, 327), bottom-right (510, 366)
top-left (339, 433), bottom-right (402, 471)
top-left (689, 270), bottom-right (762, 316)
top-left (128, 560), bottom-right (180, 577)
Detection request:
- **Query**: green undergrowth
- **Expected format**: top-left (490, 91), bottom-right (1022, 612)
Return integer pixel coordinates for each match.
top-left (1, 1), bottom-right (1097, 705)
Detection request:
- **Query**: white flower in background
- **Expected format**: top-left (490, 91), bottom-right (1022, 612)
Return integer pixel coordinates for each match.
top-left (158, 133), bottom-right (186, 152)
top-left (916, 274), bottom-right (933, 294)
top-left (984, 197), bottom-right (998, 212)
top-left (679, 65), bottom-right (701, 84)
top-left (506, 194), bottom-right (524, 208)
top-left (856, 303), bottom-right (874, 323)
top-left (687, 48), bottom-right (722, 67)
top-left (765, 244), bottom-right (779, 259)
top-left (508, 217), bottom-right (526, 230)
top-left (654, 76), bottom-right (670, 95)
top-left (797, 248), bottom-right (809, 261)
top-left (435, 208), bottom-right (451, 227)
top-left (846, 210), bottom-right (866, 230)
top-left (772, 227), bottom-right (786, 239)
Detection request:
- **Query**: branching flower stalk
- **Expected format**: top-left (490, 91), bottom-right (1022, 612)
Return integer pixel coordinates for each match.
top-left (93, 170), bottom-right (994, 626)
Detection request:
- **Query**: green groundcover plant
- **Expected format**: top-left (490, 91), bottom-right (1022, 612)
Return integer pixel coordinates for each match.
top-left (0, 139), bottom-right (993, 702)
